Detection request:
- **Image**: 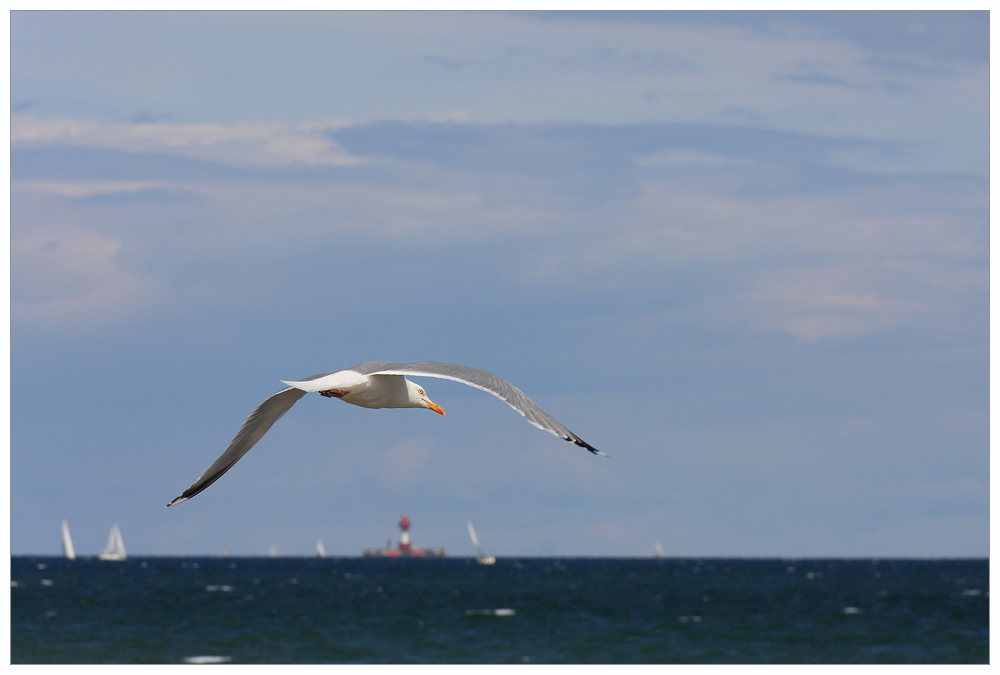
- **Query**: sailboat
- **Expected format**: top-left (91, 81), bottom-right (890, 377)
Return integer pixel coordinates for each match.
top-left (269, 544), bottom-right (279, 558)
top-left (61, 520), bottom-right (76, 560)
top-left (98, 523), bottom-right (127, 561)
top-left (316, 539), bottom-right (326, 558)
top-left (466, 520), bottom-right (496, 565)
top-left (654, 541), bottom-right (664, 558)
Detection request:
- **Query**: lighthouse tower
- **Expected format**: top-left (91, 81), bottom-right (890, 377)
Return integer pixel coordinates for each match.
top-left (362, 514), bottom-right (445, 557)
top-left (398, 514), bottom-right (412, 553)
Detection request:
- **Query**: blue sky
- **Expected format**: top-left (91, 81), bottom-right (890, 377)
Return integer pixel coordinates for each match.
top-left (10, 11), bottom-right (988, 557)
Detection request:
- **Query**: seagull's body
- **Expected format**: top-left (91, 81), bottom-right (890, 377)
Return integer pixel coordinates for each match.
top-left (167, 361), bottom-right (606, 507)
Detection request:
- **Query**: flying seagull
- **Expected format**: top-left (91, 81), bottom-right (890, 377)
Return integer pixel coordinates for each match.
top-left (167, 361), bottom-right (607, 507)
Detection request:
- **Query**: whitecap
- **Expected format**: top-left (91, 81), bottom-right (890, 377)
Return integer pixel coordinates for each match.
top-left (465, 608), bottom-right (516, 617)
top-left (843, 606), bottom-right (862, 614)
top-left (183, 656), bottom-right (232, 664)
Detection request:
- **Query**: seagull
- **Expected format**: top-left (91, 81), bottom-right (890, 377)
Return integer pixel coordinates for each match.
top-left (167, 361), bottom-right (607, 507)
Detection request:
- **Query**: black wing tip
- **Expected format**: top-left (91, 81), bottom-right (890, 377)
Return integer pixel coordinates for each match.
top-left (569, 436), bottom-right (614, 459)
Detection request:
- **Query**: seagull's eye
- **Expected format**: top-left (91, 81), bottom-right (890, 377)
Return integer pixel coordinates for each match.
top-left (418, 389), bottom-right (425, 395)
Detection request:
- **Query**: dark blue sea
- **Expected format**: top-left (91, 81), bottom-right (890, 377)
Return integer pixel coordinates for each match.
top-left (10, 556), bottom-right (988, 664)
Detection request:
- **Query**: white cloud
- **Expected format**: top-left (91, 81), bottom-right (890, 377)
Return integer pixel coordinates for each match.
top-left (14, 181), bottom-right (165, 198)
top-left (11, 229), bottom-right (157, 325)
top-left (507, 171), bottom-right (985, 341)
top-left (11, 115), bottom-right (360, 167)
top-left (740, 263), bottom-right (928, 340)
top-left (738, 256), bottom-right (986, 341)
top-left (382, 439), bottom-right (432, 486)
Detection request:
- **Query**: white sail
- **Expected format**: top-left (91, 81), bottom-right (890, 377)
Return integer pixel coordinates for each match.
top-left (269, 544), bottom-right (279, 557)
top-left (466, 520), bottom-right (495, 565)
top-left (316, 538), bottom-right (326, 558)
top-left (654, 541), bottom-right (664, 558)
top-left (61, 520), bottom-right (76, 560)
top-left (98, 523), bottom-right (127, 561)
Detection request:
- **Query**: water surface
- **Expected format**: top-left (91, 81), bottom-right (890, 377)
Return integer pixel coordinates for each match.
top-left (11, 556), bottom-right (988, 663)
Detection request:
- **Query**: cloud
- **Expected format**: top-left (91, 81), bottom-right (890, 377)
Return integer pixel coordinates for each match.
top-left (13, 178), bottom-right (205, 206)
top-left (553, 11), bottom-right (988, 66)
top-left (739, 263), bottom-right (927, 340)
top-left (11, 228), bottom-right (158, 326)
top-left (11, 115), bottom-right (360, 167)
top-left (9, 117), bottom-right (985, 346)
top-left (382, 439), bottom-right (432, 486)
top-left (330, 119), bottom-right (897, 175)
top-left (775, 70), bottom-right (852, 87)
top-left (14, 180), bottom-right (165, 198)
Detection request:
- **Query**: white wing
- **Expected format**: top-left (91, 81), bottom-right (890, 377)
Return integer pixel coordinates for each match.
top-left (280, 369), bottom-right (368, 393)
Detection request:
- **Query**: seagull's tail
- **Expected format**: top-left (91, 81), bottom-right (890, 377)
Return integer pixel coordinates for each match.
top-left (280, 380), bottom-right (323, 392)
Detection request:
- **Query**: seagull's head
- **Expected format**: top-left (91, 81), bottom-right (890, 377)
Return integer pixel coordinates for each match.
top-left (406, 379), bottom-right (445, 415)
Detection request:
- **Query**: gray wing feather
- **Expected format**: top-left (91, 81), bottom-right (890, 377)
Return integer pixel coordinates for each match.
top-left (167, 372), bottom-right (332, 507)
top-left (368, 361), bottom-right (607, 457)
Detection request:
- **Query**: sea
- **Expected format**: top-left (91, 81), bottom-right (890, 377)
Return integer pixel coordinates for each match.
top-left (10, 556), bottom-right (988, 664)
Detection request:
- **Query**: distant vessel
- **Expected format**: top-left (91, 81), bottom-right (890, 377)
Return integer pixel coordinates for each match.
top-left (316, 539), bottom-right (326, 558)
top-left (654, 541), bottom-right (664, 558)
top-left (269, 544), bottom-right (279, 558)
top-left (363, 515), bottom-right (445, 557)
top-left (61, 520), bottom-right (76, 560)
top-left (466, 520), bottom-right (495, 565)
top-left (98, 523), bottom-right (127, 561)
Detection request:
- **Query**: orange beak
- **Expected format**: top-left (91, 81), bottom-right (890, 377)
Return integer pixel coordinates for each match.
top-left (424, 399), bottom-right (445, 416)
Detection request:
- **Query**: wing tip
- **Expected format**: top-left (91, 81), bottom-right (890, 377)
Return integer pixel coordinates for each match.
top-left (165, 496), bottom-right (188, 508)
top-left (569, 437), bottom-right (614, 459)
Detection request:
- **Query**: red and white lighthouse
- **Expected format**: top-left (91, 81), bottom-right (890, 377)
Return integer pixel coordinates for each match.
top-left (398, 514), bottom-right (412, 553)
top-left (362, 514), bottom-right (445, 557)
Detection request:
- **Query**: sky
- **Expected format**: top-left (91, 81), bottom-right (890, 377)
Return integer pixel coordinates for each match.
top-left (9, 10), bottom-right (989, 558)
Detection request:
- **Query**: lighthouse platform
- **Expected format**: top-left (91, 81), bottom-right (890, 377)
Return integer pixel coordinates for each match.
top-left (362, 514), bottom-right (445, 557)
